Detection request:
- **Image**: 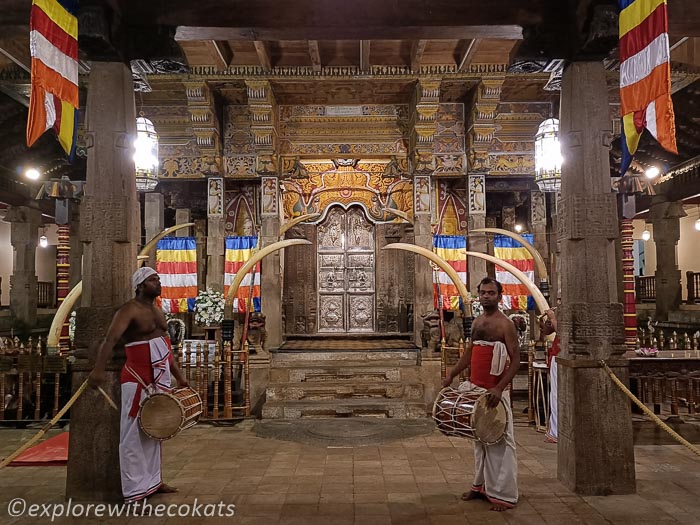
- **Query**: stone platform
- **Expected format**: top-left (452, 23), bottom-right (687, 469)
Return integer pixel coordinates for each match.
top-left (263, 342), bottom-right (426, 419)
top-left (1, 401), bottom-right (699, 524)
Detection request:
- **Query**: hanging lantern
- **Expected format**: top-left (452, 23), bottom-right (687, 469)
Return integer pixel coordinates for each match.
top-left (134, 116), bottom-right (159, 192)
top-left (534, 118), bottom-right (562, 192)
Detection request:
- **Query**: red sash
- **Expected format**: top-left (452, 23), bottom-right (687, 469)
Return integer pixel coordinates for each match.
top-left (470, 343), bottom-right (505, 390)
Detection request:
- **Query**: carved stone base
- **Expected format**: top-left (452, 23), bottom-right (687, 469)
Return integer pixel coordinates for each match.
top-left (557, 358), bottom-right (636, 495)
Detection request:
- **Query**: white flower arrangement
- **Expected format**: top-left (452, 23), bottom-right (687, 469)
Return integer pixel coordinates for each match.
top-left (194, 288), bottom-right (225, 326)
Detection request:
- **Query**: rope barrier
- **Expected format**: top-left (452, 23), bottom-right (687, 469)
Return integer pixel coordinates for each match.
top-left (0, 379), bottom-right (89, 469)
top-left (600, 360), bottom-right (700, 458)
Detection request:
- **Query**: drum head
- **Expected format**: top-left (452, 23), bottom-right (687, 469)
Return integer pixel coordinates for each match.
top-left (472, 395), bottom-right (508, 445)
top-left (139, 393), bottom-right (184, 440)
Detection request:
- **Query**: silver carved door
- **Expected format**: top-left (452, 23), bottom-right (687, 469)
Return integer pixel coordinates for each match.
top-left (317, 206), bottom-right (375, 333)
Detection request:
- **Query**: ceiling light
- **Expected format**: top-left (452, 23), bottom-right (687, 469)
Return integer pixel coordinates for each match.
top-left (25, 168), bottom-right (41, 180)
top-left (39, 235), bottom-right (48, 248)
top-left (695, 218), bottom-right (700, 232)
top-left (514, 224), bottom-right (524, 233)
top-left (645, 166), bottom-right (660, 180)
top-left (641, 229), bottom-right (651, 241)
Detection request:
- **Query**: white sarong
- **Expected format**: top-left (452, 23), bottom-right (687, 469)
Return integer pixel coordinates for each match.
top-left (120, 336), bottom-right (172, 502)
top-left (458, 381), bottom-right (518, 508)
top-left (546, 356), bottom-right (558, 441)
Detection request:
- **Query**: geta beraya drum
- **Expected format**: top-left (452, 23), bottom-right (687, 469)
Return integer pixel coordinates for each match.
top-left (432, 387), bottom-right (507, 445)
top-left (138, 387), bottom-right (202, 441)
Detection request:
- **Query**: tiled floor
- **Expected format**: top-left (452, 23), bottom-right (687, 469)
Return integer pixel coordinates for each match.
top-left (1, 411), bottom-right (699, 525)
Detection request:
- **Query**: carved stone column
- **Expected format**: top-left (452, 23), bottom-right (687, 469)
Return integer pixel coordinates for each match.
top-left (66, 62), bottom-right (140, 502)
top-left (531, 191), bottom-right (549, 298)
top-left (175, 209), bottom-right (191, 235)
top-left (206, 215), bottom-right (226, 293)
top-left (5, 205), bottom-right (41, 326)
top-left (246, 80), bottom-right (278, 177)
top-left (144, 192), bottom-right (163, 268)
top-left (410, 80), bottom-right (439, 345)
top-left (557, 61), bottom-right (635, 495)
top-left (650, 196), bottom-right (685, 321)
top-left (620, 220), bottom-right (637, 350)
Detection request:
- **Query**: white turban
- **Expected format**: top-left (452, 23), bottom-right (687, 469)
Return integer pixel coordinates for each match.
top-left (132, 267), bottom-right (158, 291)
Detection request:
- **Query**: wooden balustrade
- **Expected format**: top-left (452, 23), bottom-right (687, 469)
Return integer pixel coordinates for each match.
top-left (37, 281), bottom-right (55, 308)
top-left (635, 275), bottom-right (656, 303)
top-left (686, 271), bottom-right (700, 304)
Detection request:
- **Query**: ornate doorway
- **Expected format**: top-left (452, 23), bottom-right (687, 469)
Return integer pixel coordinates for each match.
top-left (317, 206), bottom-right (375, 333)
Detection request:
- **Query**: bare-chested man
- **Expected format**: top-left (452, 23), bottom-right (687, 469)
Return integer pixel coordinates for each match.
top-left (89, 267), bottom-right (188, 503)
top-left (442, 277), bottom-right (520, 511)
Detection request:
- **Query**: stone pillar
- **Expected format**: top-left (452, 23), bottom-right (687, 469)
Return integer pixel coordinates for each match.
top-left (66, 62), bottom-right (140, 502)
top-left (467, 214), bottom-right (487, 294)
top-left (5, 205), bottom-right (41, 327)
top-left (414, 214), bottom-right (434, 346)
top-left (502, 206), bottom-right (515, 231)
top-left (557, 61), bottom-right (635, 495)
top-left (531, 191), bottom-right (549, 299)
top-left (260, 216), bottom-right (281, 350)
top-left (175, 209), bottom-right (191, 235)
top-left (650, 196), bottom-right (685, 321)
top-left (144, 192), bottom-right (164, 269)
top-left (206, 216), bottom-right (225, 292)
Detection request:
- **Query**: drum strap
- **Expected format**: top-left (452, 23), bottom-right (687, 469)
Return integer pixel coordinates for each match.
top-left (124, 365), bottom-right (154, 418)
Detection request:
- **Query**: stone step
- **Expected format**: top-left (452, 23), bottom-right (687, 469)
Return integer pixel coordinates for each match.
top-left (271, 350), bottom-right (419, 367)
top-left (270, 365), bottom-right (420, 384)
top-left (261, 398), bottom-right (427, 419)
top-left (266, 381), bottom-right (424, 402)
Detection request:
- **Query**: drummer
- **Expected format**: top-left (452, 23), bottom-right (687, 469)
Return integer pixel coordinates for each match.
top-left (89, 267), bottom-right (188, 503)
top-left (442, 277), bottom-right (520, 511)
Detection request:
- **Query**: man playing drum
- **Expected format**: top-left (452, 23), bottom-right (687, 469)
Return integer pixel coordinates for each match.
top-left (442, 277), bottom-right (520, 511)
top-left (89, 267), bottom-right (188, 503)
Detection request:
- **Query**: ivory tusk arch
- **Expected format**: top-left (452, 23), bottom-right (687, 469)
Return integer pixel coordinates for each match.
top-left (381, 208), bottom-right (414, 224)
top-left (381, 243), bottom-right (471, 315)
top-left (470, 228), bottom-right (549, 281)
top-left (47, 222), bottom-right (196, 350)
top-left (279, 213), bottom-right (320, 237)
top-left (382, 244), bottom-right (550, 315)
top-left (225, 238), bottom-right (312, 318)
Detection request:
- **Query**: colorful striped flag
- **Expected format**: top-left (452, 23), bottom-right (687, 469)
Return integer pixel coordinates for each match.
top-left (619, 0), bottom-right (677, 175)
top-left (224, 236), bottom-right (261, 313)
top-left (26, 0), bottom-right (79, 156)
top-left (432, 235), bottom-right (467, 311)
top-left (493, 234), bottom-right (535, 311)
top-left (156, 237), bottom-right (198, 314)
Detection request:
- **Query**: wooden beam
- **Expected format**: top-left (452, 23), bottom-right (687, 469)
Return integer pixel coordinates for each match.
top-left (457, 38), bottom-right (481, 72)
top-left (0, 29), bottom-right (31, 73)
top-left (176, 24), bottom-right (523, 42)
top-left (308, 40), bottom-right (321, 72)
top-left (410, 40), bottom-right (427, 72)
top-left (208, 40), bottom-right (233, 70)
top-left (360, 40), bottom-right (371, 72)
top-left (254, 40), bottom-right (272, 70)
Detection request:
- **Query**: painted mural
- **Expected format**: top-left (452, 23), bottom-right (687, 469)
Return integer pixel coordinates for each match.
top-left (435, 180), bottom-right (468, 235)
top-left (280, 159), bottom-right (413, 223)
top-left (224, 185), bottom-right (257, 236)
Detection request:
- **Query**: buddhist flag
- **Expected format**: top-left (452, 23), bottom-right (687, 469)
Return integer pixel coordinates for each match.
top-left (26, 0), bottom-right (79, 157)
top-left (493, 234), bottom-right (535, 311)
top-left (156, 237), bottom-right (198, 314)
top-left (224, 236), bottom-right (261, 313)
top-left (619, 0), bottom-right (677, 175)
top-left (432, 235), bottom-right (467, 311)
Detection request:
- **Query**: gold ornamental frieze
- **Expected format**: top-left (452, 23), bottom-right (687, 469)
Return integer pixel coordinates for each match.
top-left (280, 162), bottom-right (413, 223)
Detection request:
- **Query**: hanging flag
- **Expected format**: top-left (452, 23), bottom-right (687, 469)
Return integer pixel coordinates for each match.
top-left (224, 236), bottom-right (261, 313)
top-left (619, 0), bottom-right (677, 175)
top-left (432, 235), bottom-right (467, 311)
top-left (156, 237), bottom-right (198, 314)
top-left (493, 234), bottom-right (535, 311)
top-left (26, 0), bottom-right (79, 156)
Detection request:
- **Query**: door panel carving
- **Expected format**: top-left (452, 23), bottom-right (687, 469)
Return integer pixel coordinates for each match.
top-left (317, 206), bottom-right (375, 333)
